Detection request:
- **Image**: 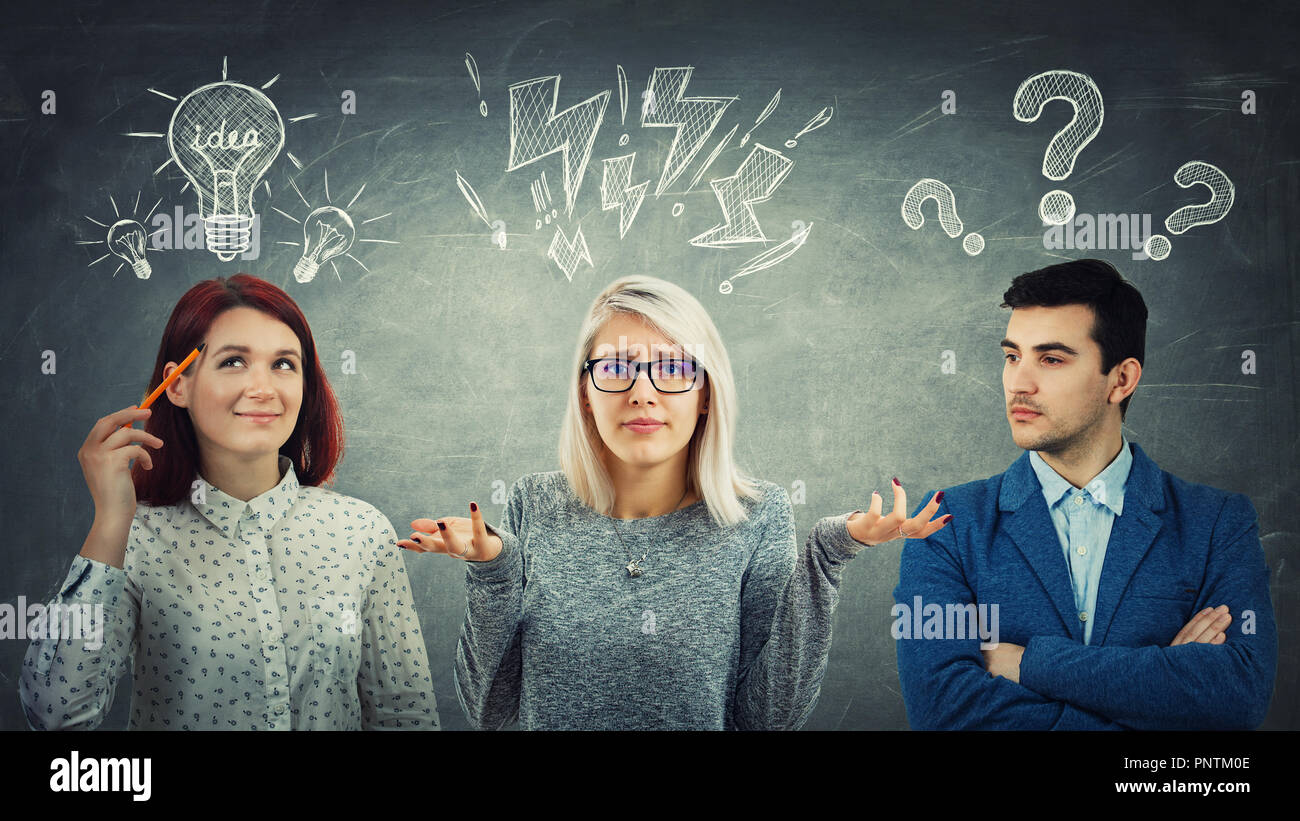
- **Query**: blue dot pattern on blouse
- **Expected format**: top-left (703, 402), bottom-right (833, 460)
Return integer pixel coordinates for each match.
top-left (19, 455), bottom-right (439, 730)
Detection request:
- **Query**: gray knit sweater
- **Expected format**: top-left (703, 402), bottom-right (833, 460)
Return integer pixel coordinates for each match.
top-left (454, 471), bottom-right (863, 730)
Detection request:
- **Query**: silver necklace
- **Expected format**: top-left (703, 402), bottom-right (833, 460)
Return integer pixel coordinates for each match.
top-left (611, 486), bottom-right (690, 577)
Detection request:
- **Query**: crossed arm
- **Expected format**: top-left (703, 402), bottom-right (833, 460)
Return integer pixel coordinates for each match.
top-left (895, 494), bottom-right (1277, 731)
top-left (894, 523), bottom-right (1125, 730)
top-left (983, 604), bottom-right (1234, 680)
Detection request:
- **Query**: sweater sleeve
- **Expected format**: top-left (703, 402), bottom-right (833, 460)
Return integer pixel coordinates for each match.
top-left (1018, 492), bottom-right (1278, 730)
top-left (452, 477), bottom-right (527, 730)
top-left (19, 537), bottom-right (142, 730)
top-left (733, 485), bottom-right (863, 730)
top-left (894, 492), bottom-right (1126, 730)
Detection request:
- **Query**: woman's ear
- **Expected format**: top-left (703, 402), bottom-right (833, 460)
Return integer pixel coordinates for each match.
top-left (163, 362), bottom-right (190, 408)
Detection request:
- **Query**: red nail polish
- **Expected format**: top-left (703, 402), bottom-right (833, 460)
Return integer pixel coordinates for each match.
top-left (892, 477), bottom-right (900, 486)
top-left (936, 491), bottom-right (945, 503)
top-left (943, 514), bottom-right (953, 523)
top-left (438, 521), bottom-right (446, 530)
top-left (470, 502), bottom-right (478, 512)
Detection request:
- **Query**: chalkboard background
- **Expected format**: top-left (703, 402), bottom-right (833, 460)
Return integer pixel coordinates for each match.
top-left (1, 0), bottom-right (1295, 730)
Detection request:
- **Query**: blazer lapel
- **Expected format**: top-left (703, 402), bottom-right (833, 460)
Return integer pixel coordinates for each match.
top-left (999, 451), bottom-right (1083, 641)
top-left (1089, 442), bottom-right (1165, 646)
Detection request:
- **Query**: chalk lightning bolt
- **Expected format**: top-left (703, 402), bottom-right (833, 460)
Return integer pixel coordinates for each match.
top-left (690, 143), bottom-right (794, 247)
top-left (600, 154), bottom-right (649, 239)
top-left (547, 225), bottom-right (594, 282)
top-left (640, 67), bottom-right (736, 197)
top-left (508, 75), bottom-right (610, 218)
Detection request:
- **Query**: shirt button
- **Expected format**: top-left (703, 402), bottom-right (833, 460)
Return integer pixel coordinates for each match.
top-left (1078, 611), bottom-right (1088, 622)
top-left (1076, 546), bottom-right (1087, 555)
top-left (1073, 496), bottom-right (1085, 506)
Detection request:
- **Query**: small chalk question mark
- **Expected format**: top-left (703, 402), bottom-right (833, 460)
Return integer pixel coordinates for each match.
top-left (490, 219), bottom-right (507, 250)
top-left (1013, 69), bottom-right (1104, 226)
top-left (1143, 161), bottom-right (1235, 261)
top-left (901, 179), bottom-right (984, 256)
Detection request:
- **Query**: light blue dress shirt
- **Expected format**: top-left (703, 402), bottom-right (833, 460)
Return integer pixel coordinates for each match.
top-left (1028, 437), bottom-right (1133, 644)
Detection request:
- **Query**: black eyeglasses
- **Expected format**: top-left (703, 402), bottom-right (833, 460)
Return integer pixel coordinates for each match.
top-left (583, 357), bottom-right (704, 393)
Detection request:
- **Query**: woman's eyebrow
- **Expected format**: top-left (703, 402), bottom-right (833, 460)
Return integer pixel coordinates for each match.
top-left (212, 344), bottom-right (302, 358)
top-left (590, 351), bottom-right (691, 361)
top-left (590, 345), bottom-right (644, 359)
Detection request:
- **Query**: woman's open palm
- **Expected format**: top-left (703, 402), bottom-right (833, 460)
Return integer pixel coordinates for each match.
top-left (847, 479), bottom-right (951, 546)
top-left (398, 503), bottom-right (503, 562)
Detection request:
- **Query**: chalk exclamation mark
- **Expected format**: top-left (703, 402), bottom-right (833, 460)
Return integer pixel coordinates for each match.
top-left (465, 52), bottom-right (487, 117)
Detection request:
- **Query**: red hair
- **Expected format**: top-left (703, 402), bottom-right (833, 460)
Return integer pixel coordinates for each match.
top-left (131, 273), bottom-right (344, 505)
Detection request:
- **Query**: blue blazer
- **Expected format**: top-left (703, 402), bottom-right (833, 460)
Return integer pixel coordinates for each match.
top-left (894, 441), bottom-right (1277, 730)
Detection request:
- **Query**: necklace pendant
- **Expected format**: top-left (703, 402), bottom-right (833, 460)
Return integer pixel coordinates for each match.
top-left (626, 560), bottom-right (643, 578)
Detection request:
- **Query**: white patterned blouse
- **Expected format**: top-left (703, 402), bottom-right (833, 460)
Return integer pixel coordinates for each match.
top-left (20, 455), bottom-right (439, 730)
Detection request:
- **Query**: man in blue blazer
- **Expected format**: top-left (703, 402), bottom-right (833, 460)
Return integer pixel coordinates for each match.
top-left (894, 259), bottom-right (1277, 730)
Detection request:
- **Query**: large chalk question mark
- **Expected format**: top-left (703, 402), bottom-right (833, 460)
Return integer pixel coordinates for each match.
top-left (1013, 70), bottom-right (1104, 226)
top-left (1142, 161), bottom-right (1235, 261)
top-left (901, 179), bottom-right (984, 256)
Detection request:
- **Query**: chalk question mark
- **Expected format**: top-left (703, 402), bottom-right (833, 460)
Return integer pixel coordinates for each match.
top-left (490, 219), bottom-right (507, 250)
top-left (901, 179), bottom-right (984, 256)
top-left (1142, 161), bottom-right (1234, 261)
top-left (1013, 69), bottom-right (1104, 226)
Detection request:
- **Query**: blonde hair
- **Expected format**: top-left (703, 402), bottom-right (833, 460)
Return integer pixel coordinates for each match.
top-left (558, 275), bottom-right (763, 527)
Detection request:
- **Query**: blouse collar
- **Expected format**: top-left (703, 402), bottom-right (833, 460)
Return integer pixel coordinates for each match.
top-left (192, 454), bottom-right (301, 538)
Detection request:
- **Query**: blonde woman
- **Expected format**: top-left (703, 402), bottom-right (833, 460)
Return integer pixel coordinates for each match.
top-left (400, 276), bottom-right (949, 730)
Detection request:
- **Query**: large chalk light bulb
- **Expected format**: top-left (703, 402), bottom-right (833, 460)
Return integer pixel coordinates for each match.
top-left (107, 219), bottom-right (152, 279)
top-left (167, 81), bottom-right (284, 262)
top-left (294, 206), bottom-right (355, 283)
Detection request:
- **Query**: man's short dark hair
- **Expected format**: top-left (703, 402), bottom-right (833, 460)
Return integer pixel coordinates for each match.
top-left (1001, 259), bottom-right (1148, 419)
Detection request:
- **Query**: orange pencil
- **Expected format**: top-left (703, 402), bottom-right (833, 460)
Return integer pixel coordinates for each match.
top-left (119, 343), bottom-right (206, 431)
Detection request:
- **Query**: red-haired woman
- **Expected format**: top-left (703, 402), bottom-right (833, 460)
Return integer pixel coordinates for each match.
top-left (19, 274), bottom-right (437, 730)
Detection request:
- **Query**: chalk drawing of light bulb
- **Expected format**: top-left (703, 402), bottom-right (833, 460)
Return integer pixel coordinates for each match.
top-left (167, 81), bottom-right (284, 262)
top-left (294, 206), bottom-right (356, 283)
top-left (107, 219), bottom-right (152, 279)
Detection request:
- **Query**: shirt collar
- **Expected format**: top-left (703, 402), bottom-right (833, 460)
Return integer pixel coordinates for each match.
top-left (1029, 436), bottom-right (1132, 515)
top-left (193, 454), bottom-right (300, 538)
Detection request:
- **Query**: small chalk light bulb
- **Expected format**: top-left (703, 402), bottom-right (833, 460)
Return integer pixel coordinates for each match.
top-left (294, 206), bottom-right (355, 283)
top-left (107, 219), bottom-right (152, 279)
